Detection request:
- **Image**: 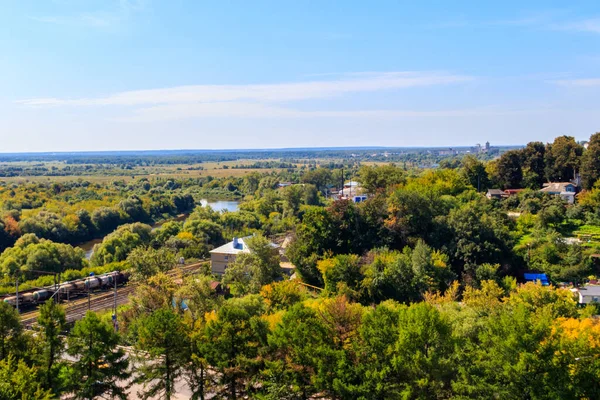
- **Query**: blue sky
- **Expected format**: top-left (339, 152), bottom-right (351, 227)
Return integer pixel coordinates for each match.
top-left (2, 0), bottom-right (600, 152)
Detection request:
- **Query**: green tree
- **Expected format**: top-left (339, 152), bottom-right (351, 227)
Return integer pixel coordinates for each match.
top-left (317, 254), bottom-right (362, 298)
top-left (545, 135), bottom-right (584, 182)
top-left (134, 308), bottom-right (189, 400)
top-left (356, 301), bottom-right (403, 399)
top-left (358, 164), bottom-right (405, 193)
top-left (127, 246), bottom-right (176, 281)
top-left (460, 155), bottom-right (489, 192)
top-left (0, 302), bottom-right (23, 360)
top-left (0, 355), bottom-right (52, 400)
top-left (200, 295), bottom-right (268, 399)
top-left (581, 132), bottom-right (600, 189)
top-left (262, 303), bottom-right (329, 399)
top-left (494, 150), bottom-right (523, 189)
top-left (392, 303), bottom-right (455, 399)
top-left (66, 312), bottom-right (130, 400)
top-left (521, 141), bottom-right (546, 189)
top-left (36, 301), bottom-right (66, 392)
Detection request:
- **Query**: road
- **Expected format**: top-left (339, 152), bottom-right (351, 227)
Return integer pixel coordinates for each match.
top-left (20, 262), bottom-right (208, 326)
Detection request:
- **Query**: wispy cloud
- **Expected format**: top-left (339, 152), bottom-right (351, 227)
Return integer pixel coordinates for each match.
top-left (554, 18), bottom-right (600, 34)
top-left (29, 0), bottom-right (148, 28)
top-left (428, 11), bottom-right (600, 35)
top-left (17, 71), bottom-right (473, 107)
top-left (118, 103), bottom-right (524, 123)
top-left (16, 71), bottom-right (476, 122)
top-left (552, 78), bottom-right (600, 87)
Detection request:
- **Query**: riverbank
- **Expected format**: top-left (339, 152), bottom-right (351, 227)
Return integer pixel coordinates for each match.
top-left (77, 199), bottom-right (240, 259)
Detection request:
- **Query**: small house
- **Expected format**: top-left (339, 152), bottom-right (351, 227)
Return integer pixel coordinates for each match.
top-left (574, 286), bottom-right (600, 304)
top-left (209, 237), bottom-right (251, 275)
top-left (486, 189), bottom-right (505, 200)
top-left (540, 182), bottom-right (577, 204)
top-left (209, 236), bottom-right (279, 275)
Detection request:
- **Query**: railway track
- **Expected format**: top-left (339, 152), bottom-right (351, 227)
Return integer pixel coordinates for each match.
top-left (20, 261), bottom-right (207, 326)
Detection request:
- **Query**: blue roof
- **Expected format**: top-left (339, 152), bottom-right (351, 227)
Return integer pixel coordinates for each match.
top-left (524, 273), bottom-right (550, 285)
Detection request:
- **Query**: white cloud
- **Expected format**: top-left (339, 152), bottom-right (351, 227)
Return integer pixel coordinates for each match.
top-left (554, 18), bottom-right (600, 33)
top-left (29, 0), bottom-right (148, 28)
top-left (17, 71), bottom-right (473, 107)
top-left (117, 102), bottom-right (524, 123)
top-left (552, 78), bottom-right (600, 87)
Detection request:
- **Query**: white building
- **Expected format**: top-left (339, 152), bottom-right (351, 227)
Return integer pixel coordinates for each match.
top-left (574, 286), bottom-right (600, 304)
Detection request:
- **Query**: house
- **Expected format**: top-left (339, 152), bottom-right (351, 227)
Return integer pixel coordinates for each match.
top-left (574, 286), bottom-right (600, 304)
top-left (540, 182), bottom-right (577, 204)
top-left (486, 189), bottom-right (505, 200)
top-left (209, 236), bottom-right (279, 275)
top-left (209, 237), bottom-right (251, 275)
top-left (524, 273), bottom-right (550, 286)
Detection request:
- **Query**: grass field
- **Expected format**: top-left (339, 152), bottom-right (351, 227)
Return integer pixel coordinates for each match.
top-left (0, 159), bottom-right (297, 183)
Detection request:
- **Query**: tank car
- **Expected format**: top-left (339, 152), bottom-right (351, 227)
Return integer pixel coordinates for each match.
top-left (3, 296), bottom-right (17, 306)
top-left (33, 289), bottom-right (51, 302)
top-left (99, 274), bottom-right (113, 287)
top-left (73, 279), bottom-right (86, 291)
top-left (59, 282), bottom-right (76, 295)
top-left (84, 276), bottom-right (101, 290)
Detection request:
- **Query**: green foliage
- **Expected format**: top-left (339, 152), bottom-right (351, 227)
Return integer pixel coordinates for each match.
top-left (545, 135), bottom-right (584, 182)
top-left (65, 312), bottom-right (130, 400)
top-left (0, 302), bottom-right (23, 360)
top-left (581, 132), bottom-right (600, 189)
top-left (90, 223), bottom-right (152, 266)
top-left (0, 355), bottom-right (52, 400)
top-left (134, 308), bottom-right (189, 400)
top-left (0, 234), bottom-right (86, 280)
top-left (200, 295), bottom-right (268, 399)
top-left (127, 246), bottom-right (176, 281)
top-left (358, 164), bottom-right (405, 193)
top-left (36, 301), bottom-right (66, 392)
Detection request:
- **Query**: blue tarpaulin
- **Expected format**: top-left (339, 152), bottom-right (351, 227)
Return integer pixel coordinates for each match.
top-left (524, 273), bottom-right (550, 286)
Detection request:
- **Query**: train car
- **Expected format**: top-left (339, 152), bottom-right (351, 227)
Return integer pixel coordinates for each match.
top-left (3, 293), bottom-right (35, 307)
top-left (3, 296), bottom-right (17, 306)
top-left (59, 282), bottom-right (76, 295)
top-left (99, 274), bottom-right (113, 287)
top-left (85, 276), bottom-right (101, 290)
top-left (33, 289), bottom-right (51, 302)
top-left (73, 280), bottom-right (86, 291)
top-left (21, 293), bottom-right (34, 304)
top-left (115, 271), bottom-right (130, 285)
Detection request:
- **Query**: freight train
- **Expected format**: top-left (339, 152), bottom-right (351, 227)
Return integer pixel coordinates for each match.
top-left (2, 271), bottom-right (129, 308)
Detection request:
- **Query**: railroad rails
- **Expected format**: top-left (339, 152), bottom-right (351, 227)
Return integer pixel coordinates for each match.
top-left (17, 262), bottom-right (207, 326)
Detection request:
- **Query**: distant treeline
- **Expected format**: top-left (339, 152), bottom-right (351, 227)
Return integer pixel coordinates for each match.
top-left (0, 146), bottom-right (521, 165)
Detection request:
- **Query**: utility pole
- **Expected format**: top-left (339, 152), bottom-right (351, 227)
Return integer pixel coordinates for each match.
top-left (340, 166), bottom-right (344, 199)
top-left (113, 274), bottom-right (118, 332)
top-left (15, 277), bottom-right (19, 314)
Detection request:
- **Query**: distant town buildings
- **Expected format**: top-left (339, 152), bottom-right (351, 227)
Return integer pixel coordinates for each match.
top-left (436, 141), bottom-right (493, 156)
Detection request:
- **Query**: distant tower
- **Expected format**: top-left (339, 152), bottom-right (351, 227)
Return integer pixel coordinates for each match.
top-left (485, 141), bottom-right (490, 151)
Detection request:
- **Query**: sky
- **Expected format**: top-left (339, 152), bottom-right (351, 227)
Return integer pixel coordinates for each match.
top-left (1, 0), bottom-right (600, 152)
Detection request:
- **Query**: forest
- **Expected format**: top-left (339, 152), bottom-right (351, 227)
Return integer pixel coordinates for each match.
top-left (1, 133), bottom-right (600, 399)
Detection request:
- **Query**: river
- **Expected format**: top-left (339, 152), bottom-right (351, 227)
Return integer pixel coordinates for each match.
top-left (78, 199), bottom-right (239, 259)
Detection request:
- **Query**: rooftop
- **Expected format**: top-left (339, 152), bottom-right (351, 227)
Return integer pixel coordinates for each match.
top-left (540, 182), bottom-right (576, 193)
top-left (577, 286), bottom-right (600, 297)
top-left (209, 236), bottom-right (279, 255)
top-left (209, 237), bottom-right (251, 255)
